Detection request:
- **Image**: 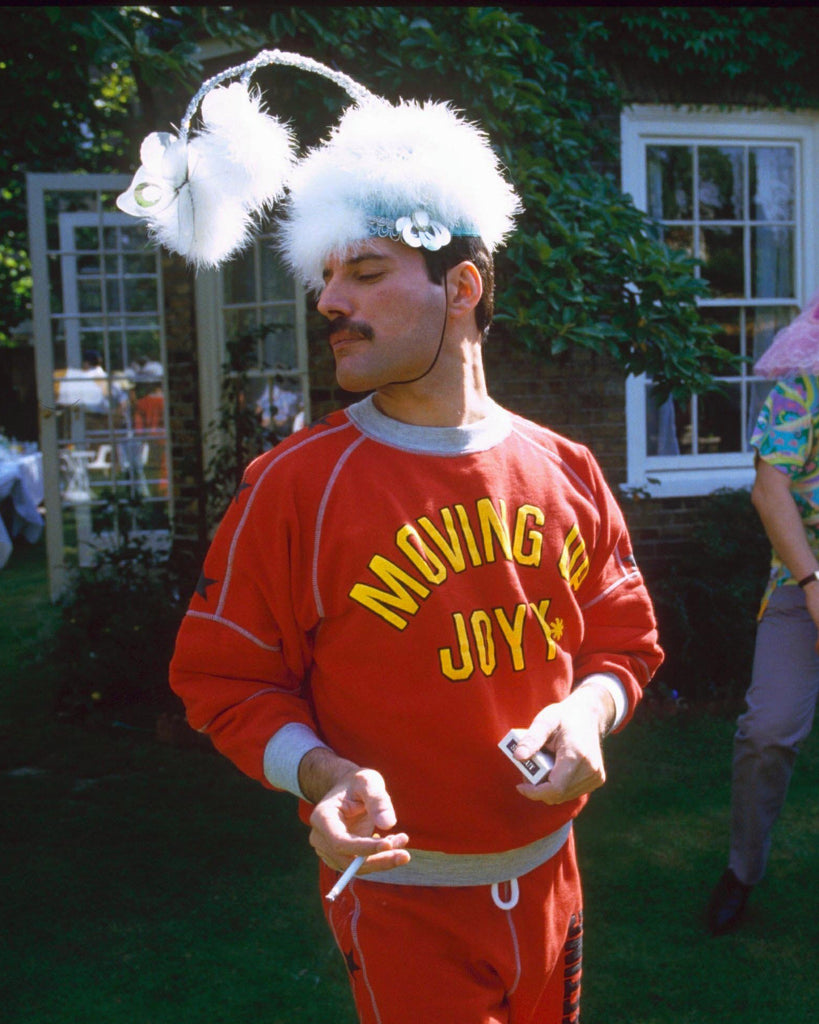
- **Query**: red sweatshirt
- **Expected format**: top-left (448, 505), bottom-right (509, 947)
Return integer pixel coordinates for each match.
top-left (170, 397), bottom-right (662, 855)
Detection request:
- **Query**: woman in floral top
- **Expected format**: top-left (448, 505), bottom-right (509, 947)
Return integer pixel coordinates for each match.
top-left (709, 373), bottom-right (819, 934)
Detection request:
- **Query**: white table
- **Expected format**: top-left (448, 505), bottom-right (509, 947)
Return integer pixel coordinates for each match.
top-left (0, 451), bottom-right (44, 568)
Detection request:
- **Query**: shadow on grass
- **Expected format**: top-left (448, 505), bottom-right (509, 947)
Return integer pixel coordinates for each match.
top-left (579, 711), bottom-right (819, 1024)
top-left (1, 541), bottom-right (353, 1023)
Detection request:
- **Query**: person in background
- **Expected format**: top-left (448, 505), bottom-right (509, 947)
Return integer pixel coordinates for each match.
top-left (254, 377), bottom-right (303, 443)
top-left (708, 293), bottom-right (819, 936)
top-left (133, 361), bottom-right (167, 495)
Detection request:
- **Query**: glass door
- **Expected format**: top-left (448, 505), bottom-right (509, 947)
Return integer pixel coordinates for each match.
top-left (27, 174), bottom-right (171, 597)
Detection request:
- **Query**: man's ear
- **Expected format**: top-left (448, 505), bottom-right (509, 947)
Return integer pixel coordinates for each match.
top-left (446, 261), bottom-right (483, 319)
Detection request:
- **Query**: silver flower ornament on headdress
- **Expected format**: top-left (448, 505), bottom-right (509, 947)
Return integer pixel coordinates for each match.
top-left (396, 211), bottom-right (451, 251)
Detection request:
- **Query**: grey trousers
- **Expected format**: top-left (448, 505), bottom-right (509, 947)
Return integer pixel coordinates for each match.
top-left (729, 584), bottom-right (819, 886)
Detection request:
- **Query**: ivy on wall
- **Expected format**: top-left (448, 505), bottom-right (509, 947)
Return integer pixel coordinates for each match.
top-left (579, 6), bottom-right (819, 109)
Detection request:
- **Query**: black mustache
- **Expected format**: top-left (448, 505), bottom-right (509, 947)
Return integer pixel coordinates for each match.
top-left (326, 317), bottom-right (374, 342)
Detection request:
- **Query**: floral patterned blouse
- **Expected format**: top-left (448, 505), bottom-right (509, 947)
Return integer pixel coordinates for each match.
top-left (751, 374), bottom-right (819, 609)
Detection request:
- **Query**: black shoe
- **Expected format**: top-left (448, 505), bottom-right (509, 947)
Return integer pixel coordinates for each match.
top-left (707, 868), bottom-right (752, 935)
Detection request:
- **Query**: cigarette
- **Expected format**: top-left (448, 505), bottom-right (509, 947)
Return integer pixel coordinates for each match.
top-left (326, 855), bottom-right (366, 902)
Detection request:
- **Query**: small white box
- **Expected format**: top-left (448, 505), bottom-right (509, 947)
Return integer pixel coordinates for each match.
top-left (498, 729), bottom-right (554, 785)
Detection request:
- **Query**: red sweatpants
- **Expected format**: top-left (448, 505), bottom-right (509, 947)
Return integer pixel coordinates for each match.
top-left (320, 831), bottom-right (583, 1024)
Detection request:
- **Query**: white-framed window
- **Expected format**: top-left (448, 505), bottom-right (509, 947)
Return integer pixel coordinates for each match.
top-left (195, 226), bottom-right (309, 467)
top-left (621, 106), bottom-right (819, 497)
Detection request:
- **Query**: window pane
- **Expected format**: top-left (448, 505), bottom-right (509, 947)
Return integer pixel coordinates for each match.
top-left (698, 147), bottom-right (744, 221)
top-left (700, 307), bottom-right (742, 376)
top-left (261, 246), bottom-right (295, 302)
top-left (106, 345), bottom-right (126, 374)
top-left (748, 304), bottom-right (798, 364)
top-left (74, 226), bottom-right (100, 251)
top-left (125, 329), bottom-right (162, 368)
top-left (79, 327), bottom-right (105, 355)
top-left (698, 384), bottom-right (742, 453)
top-left (107, 328), bottom-right (127, 372)
top-left (48, 256), bottom-right (64, 314)
top-left (223, 248), bottom-right (256, 305)
top-left (750, 147), bottom-right (795, 222)
top-left (261, 326), bottom-right (297, 369)
top-left (105, 279), bottom-right (122, 313)
top-left (52, 323), bottom-right (67, 372)
top-left (78, 279), bottom-right (102, 313)
top-left (224, 308), bottom-right (259, 342)
top-left (660, 226), bottom-right (694, 256)
top-left (122, 278), bottom-right (158, 314)
top-left (645, 383), bottom-right (687, 456)
top-left (751, 225), bottom-right (794, 298)
top-left (78, 254), bottom-right (99, 276)
top-left (647, 146), bottom-right (692, 220)
top-left (700, 226), bottom-right (744, 297)
top-left (123, 254), bottom-right (156, 275)
top-left (119, 227), bottom-right (150, 253)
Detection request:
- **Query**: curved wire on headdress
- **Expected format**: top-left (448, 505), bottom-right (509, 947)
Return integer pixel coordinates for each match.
top-left (116, 49), bottom-right (377, 268)
top-left (178, 50), bottom-right (375, 140)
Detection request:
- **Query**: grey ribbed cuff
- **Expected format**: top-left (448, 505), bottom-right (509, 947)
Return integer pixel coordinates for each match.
top-left (263, 722), bottom-right (329, 799)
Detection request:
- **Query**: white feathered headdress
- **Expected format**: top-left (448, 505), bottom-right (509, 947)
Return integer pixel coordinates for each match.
top-left (116, 49), bottom-right (521, 281)
top-left (280, 96), bottom-right (522, 291)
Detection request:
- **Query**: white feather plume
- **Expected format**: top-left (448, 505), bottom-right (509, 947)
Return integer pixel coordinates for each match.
top-left (117, 83), bottom-right (295, 267)
top-left (279, 97), bottom-right (522, 290)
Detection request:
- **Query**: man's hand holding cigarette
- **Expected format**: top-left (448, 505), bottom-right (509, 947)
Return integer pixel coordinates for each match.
top-left (299, 748), bottom-right (410, 889)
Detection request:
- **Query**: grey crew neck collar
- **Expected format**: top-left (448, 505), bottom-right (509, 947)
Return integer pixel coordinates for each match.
top-left (346, 394), bottom-right (512, 455)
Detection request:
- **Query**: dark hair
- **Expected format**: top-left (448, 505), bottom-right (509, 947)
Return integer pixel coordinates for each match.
top-left (420, 237), bottom-right (495, 340)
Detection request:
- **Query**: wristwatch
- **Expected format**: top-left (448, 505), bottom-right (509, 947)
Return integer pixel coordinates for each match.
top-left (797, 570), bottom-right (819, 589)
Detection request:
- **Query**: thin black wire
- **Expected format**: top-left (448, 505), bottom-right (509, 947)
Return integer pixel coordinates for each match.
top-left (382, 278), bottom-right (449, 388)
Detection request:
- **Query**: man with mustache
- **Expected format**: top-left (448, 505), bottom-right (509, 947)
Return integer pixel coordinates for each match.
top-left (168, 90), bottom-right (663, 1023)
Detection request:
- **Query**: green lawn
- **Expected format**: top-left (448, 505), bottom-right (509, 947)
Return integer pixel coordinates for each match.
top-left (2, 539), bottom-right (819, 1023)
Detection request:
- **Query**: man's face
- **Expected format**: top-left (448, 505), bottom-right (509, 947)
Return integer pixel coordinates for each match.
top-left (317, 238), bottom-right (447, 393)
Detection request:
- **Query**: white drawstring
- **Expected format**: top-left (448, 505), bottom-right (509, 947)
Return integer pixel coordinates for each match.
top-left (491, 877), bottom-right (520, 910)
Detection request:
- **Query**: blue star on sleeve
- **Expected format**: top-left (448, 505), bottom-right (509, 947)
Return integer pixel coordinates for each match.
top-left (195, 572), bottom-right (218, 601)
top-left (233, 479), bottom-right (252, 503)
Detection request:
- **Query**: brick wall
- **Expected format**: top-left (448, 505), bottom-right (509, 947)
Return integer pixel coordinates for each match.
top-left (485, 333), bottom-right (627, 480)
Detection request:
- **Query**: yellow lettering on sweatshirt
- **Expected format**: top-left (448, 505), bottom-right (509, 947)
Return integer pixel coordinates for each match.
top-left (558, 523), bottom-right (589, 591)
top-left (438, 598), bottom-right (563, 681)
top-left (349, 555), bottom-right (431, 631)
top-left (438, 612), bottom-right (474, 680)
